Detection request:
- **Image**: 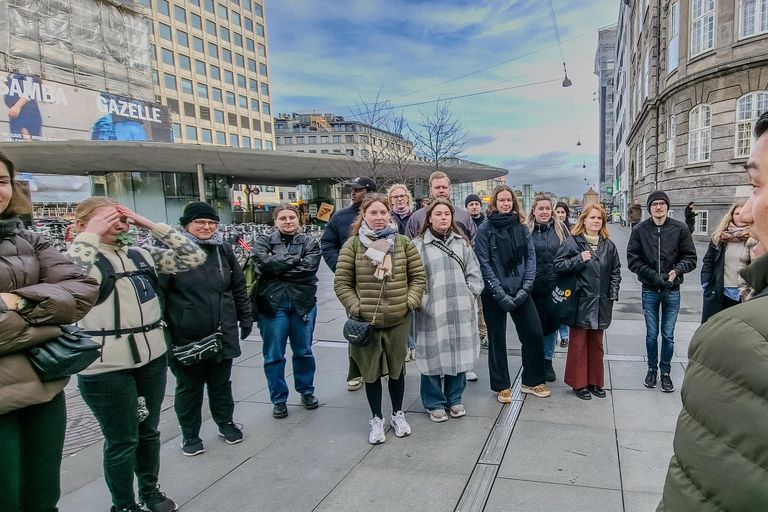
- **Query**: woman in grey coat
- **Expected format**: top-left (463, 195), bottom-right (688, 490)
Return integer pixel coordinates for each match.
top-left (414, 199), bottom-right (483, 422)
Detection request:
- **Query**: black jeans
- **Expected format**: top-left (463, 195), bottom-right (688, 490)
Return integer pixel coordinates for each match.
top-left (0, 391), bottom-right (66, 512)
top-left (169, 357), bottom-right (235, 440)
top-left (78, 354), bottom-right (168, 510)
top-left (481, 294), bottom-right (546, 389)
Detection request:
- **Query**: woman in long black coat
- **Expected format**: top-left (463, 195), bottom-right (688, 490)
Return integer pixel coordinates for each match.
top-left (160, 202), bottom-right (253, 456)
top-left (554, 205), bottom-right (621, 400)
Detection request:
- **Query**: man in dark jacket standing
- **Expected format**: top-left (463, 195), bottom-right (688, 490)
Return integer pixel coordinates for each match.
top-left (320, 176), bottom-right (376, 272)
top-left (465, 194), bottom-right (486, 229)
top-left (657, 112), bottom-right (768, 511)
top-left (627, 199), bottom-right (642, 229)
top-left (627, 190), bottom-right (697, 392)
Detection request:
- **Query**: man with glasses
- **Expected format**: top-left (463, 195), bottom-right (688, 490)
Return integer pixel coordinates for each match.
top-left (627, 190), bottom-right (697, 392)
top-left (320, 176), bottom-right (376, 391)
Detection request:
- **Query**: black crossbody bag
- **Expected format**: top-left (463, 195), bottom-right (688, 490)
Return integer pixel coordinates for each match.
top-left (172, 248), bottom-right (225, 366)
top-left (431, 239), bottom-right (466, 272)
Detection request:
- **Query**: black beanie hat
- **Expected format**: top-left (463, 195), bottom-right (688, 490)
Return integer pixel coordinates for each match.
top-left (647, 190), bottom-right (670, 212)
top-left (465, 194), bottom-right (482, 207)
top-left (180, 201), bottom-right (219, 226)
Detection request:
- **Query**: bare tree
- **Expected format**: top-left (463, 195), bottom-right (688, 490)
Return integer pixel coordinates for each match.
top-left (410, 100), bottom-right (468, 172)
top-left (383, 110), bottom-right (418, 188)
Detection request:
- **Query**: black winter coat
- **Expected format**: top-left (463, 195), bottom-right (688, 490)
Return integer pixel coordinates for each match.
top-left (320, 203), bottom-right (360, 272)
top-left (391, 210), bottom-right (412, 235)
top-left (626, 217), bottom-right (697, 291)
top-left (700, 240), bottom-right (746, 323)
top-left (530, 220), bottom-right (563, 335)
top-left (159, 243), bottom-right (251, 359)
top-left (253, 230), bottom-right (321, 318)
top-left (554, 234), bottom-right (621, 330)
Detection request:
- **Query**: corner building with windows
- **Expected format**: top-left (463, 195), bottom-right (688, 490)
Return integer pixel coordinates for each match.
top-left (623, 0), bottom-right (768, 236)
top-left (141, 0), bottom-right (275, 150)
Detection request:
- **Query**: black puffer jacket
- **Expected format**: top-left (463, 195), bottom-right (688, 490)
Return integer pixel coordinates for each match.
top-left (253, 230), bottom-right (321, 318)
top-left (554, 234), bottom-right (621, 330)
top-left (627, 217), bottom-right (697, 291)
top-left (159, 243), bottom-right (251, 359)
top-left (530, 219), bottom-right (564, 335)
top-left (320, 203), bottom-right (360, 272)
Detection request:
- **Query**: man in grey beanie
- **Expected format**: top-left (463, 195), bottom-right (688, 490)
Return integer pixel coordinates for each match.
top-left (626, 190), bottom-right (697, 392)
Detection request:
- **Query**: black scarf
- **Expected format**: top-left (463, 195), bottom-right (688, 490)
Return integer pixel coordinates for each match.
top-left (429, 225), bottom-right (451, 242)
top-left (488, 212), bottom-right (527, 277)
top-left (0, 219), bottom-right (20, 240)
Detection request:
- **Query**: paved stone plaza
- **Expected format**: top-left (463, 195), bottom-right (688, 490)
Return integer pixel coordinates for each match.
top-left (58, 225), bottom-right (706, 512)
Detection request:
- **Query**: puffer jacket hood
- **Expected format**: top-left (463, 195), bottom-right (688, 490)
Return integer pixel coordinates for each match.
top-left (0, 220), bottom-right (99, 414)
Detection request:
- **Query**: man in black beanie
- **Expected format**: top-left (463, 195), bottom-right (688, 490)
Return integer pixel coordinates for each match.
top-left (626, 190), bottom-right (697, 392)
top-left (179, 201), bottom-right (220, 226)
top-left (465, 194), bottom-right (486, 229)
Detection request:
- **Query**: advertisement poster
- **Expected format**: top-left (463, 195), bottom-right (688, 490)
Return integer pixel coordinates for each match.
top-left (0, 72), bottom-right (173, 143)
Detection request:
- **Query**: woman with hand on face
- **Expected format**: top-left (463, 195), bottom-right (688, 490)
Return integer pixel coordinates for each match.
top-left (159, 202), bottom-right (253, 456)
top-left (252, 204), bottom-right (322, 420)
top-left (700, 202), bottom-right (755, 322)
top-left (0, 152), bottom-right (99, 512)
top-left (475, 185), bottom-right (551, 402)
top-left (526, 196), bottom-right (568, 383)
top-left (334, 195), bottom-right (425, 444)
top-left (67, 197), bottom-right (205, 512)
top-left (413, 199), bottom-right (482, 422)
top-left (554, 205), bottom-right (621, 400)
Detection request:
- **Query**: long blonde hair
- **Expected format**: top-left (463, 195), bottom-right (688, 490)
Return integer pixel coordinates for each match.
top-left (526, 195), bottom-right (567, 243)
top-left (571, 204), bottom-right (610, 239)
top-left (711, 202), bottom-right (747, 244)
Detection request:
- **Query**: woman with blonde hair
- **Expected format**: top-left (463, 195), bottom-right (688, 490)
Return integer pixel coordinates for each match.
top-left (68, 196), bottom-right (205, 512)
top-left (334, 195), bottom-right (425, 444)
top-left (526, 195), bottom-right (568, 382)
top-left (554, 205), bottom-right (621, 400)
top-left (387, 183), bottom-right (413, 235)
top-left (700, 202), bottom-right (754, 322)
top-left (475, 185), bottom-right (550, 401)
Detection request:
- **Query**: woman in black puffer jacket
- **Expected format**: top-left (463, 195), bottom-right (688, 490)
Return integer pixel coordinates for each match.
top-left (527, 196), bottom-right (568, 382)
top-left (0, 152), bottom-right (99, 511)
top-left (159, 202), bottom-right (253, 456)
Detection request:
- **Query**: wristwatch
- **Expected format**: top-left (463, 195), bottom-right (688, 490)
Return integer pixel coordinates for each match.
top-left (16, 297), bottom-right (30, 312)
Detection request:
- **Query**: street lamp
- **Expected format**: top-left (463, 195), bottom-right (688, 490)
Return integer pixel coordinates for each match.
top-left (562, 63), bottom-right (572, 87)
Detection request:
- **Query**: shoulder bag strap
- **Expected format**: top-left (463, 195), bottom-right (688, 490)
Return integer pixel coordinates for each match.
top-left (430, 239), bottom-right (466, 273)
top-left (370, 279), bottom-right (385, 327)
top-left (214, 247), bottom-right (225, 331)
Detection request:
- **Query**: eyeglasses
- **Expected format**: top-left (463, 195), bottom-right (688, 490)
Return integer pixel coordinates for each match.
top-left (650, 201), bottom-right (667, 209)
top-left (390, 194), bottom-right (407, 200)
top-left (191, 220), bottom-right (219, 227)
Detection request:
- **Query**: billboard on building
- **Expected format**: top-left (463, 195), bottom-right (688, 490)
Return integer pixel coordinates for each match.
top-left (0, 73), bottom-right (172, 143)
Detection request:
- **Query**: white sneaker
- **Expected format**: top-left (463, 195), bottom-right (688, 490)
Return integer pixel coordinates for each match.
top-left (368, 416), bottom-right (386, 444)
top-left (347, 377), bottom-right (363, 391)
top-left (390, 411), bottom-right (411, 437)
top-left (429, 409), bottom-right (449, 422)
top-left (449, 404), bottom-right (466, 418)
top-left (404, 350), bottom-right (411, 362)
top-left (466, 371), bottom-right (478, 382)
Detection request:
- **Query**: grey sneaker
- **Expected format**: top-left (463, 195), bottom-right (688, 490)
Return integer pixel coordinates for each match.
top-left (429, 409), bottom-right (449, 422)
top-left (660, 372), bottom-right (674, 393)
top-left (390, 410), bottom-right (411, 437)
top-left (449, 404), bottom-right (466, 417)
top-left (347, 377), bottom-right (363, 391)
top-left (368, 416), bottom-right (386, 444)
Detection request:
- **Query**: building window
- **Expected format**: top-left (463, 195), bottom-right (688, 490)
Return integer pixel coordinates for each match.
top-left (208, 42), bottom-right (218, 59)
top-left (236, 54), bottom-right (245, 68)
top-left (204, 0), bottom-right (214, 13)
top-left (254, 2), bottom-right (263, 17)
top-left (186, 126), bottom-right (197, 141)
top-left (237, 75), bottom-right (246, 88)
top-left (740, 0), bottom-right (768, 38)
top-left (234, 33), bottom-right (243, 47)
top-left (254, 139), bottom-right (263, 149)
top-left (735, 91), bottom-right (768, 156)
top-left (174, 5), bottom-right (186, 23)
top-left (181, 78), bottom-right (193, 94)
top-left (333, 135), bottom-right (341, 143)
top-left (157, 0), bottom-right (169, 15)
top-left (195, 60), bottom-right (206, 76)
top-left (191, 13), bottom-right (202, 30)
top-left (636, 145), bottom-right (641, 181)
top-left (197, 83), bottom-right (208, 98)
top-left (179, 54), bottom-right (191, 71)
top-left (201, 129), bottom-right (213, 143)
top-left (250, 98), bottom-right (259, 111)
top-left (212, 87), bottom-right (222, 102)
top-left (232, 11), bottom-right (241, 26)
top-left (226, 92), bottom-right (235, 105)
top-left (644, 48), bottom-right (650, 98)
top-left (263, 121), bottom-right (271, 134)
top-left (206, 20), bottom-right (217, 36)
top-left (220, 26), bottom-right (230, 42)
top-left (172, 123), bottom-right (182, 139)
top-left (669, 2), bottom-right (679, 71)
top-left (242, 136), bottom-right (251, 148)
top-left (222, 49), bottom-right (232, 64)
top-left (321, 149), bottom-right (328, 154)
top-left (259, 63), bottom-right (268, 76)
top-left (200, 106), bottom-right (211, 120)
top-left (228, 113), bottom-right (238, 126)
top-left (261, 83), bottom-right (269, 96)
top-left (214, 110), bottom-right (225, 123)
top-left (246, 38), bottom-right (254, 52)
top-left (243, 0), bottom-right (251, 10)
top-left (296, 136), bottom-right (304, 144)
top-left (216, 131), bottom-right (226, 144)
top-left (158, 23), bottom-right (172, 40)
top-left (152, 70), bottom-right (159, 84)
top-left (177, 30), bottom-right (189, 47)
top-left (224, 70), bottom-right (234, 84)
top-left (244, 17), bottom-right (253, 32)
top-left (265, 141), bottom-right (273, 150)
top-left (229, 133), bottom-right (239, 147)
top-left (691, 0), bottom-right (715, 57)
top-left (210, 65), bottom-right (221, 80)
top-left (257, 43), bottom-right (266, 57)
top-left (164, 73), bottom-right (177, 90)
top-left (241, 116), bottom-right (250, 130)
top-left (321, 136), bottom-right (329, 143)
top-left (239, 95), bottom-right (248, 108)
top-left (308, 136), bottom-right (316, 143)
top-left (193, 36), bottom-right (204, 52)
top-left (346, 135), bottom-right (354, 143)
top-left (695, 210), bottom-right (709, 234)
top-left (248, 59), bottom-right (257, 73)
top-left (688, 104), bottom-right (712, 163)
top-left (161, 48), bottom-right (174, 66)
top-left (262, 102), bottom-right (270, 115)
top-left (184, 102), bottom-right (196, 117)
top-left (218, 3), bottom-right (228, 20)
top-left (667, 115), bottom-right (676, 167)
top-left (284, 137), bottom-right (293, 144)
top-left (345, 149), bottom-right (354, 156)
top-left (255, 23), bottom-right (265, 37)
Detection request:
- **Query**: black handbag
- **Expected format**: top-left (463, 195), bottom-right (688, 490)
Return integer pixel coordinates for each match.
top-left (547, 271), bottom-right (579, 326)
top-left (25, 325), bottom-right (102, 382)
top-left (343, 281), bottom-right (385, 347)
top-left (172, 248), bottom-right (225, 366)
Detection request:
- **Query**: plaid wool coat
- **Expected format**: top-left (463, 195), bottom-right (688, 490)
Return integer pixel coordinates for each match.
top-left (413, 230), bottom-right (483, 376)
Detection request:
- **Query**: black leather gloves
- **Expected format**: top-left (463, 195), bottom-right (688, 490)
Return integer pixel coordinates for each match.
top-left (240, 320), bottom-right (254, 340)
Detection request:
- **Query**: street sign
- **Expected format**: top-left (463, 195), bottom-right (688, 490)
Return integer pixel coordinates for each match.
top-left (309, 204), bottom-right (318, 217)
top-left (606, 186), bottom-right (613, 194)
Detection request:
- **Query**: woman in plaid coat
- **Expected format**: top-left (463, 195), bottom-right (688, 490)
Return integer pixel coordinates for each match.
top-left (413, 199), bottom-right (483, 422)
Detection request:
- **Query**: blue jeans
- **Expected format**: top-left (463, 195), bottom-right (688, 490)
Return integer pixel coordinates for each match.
top-left (543, 332), bottom-right (558, 360)
top-left (642, 287), bottom-right (681, 373)
top-left (258, 294), bottom-right (317, 404)
top-left (420, 373), bottom-right (467, 411)
top-left (558, 324), bottom-right (569, 342)
top-left (408, 311), bottom-right (416, 350)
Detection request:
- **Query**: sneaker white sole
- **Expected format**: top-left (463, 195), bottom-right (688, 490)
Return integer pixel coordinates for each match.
top-left (466, 373), bottom-right (478, 382)
top-left (449, 407), bottom-right (466, 418)
top-left (180, 440), bottom-right (205, 456)
top-left (521, 386), bottom-right (551, 398)
top-left (218, 432), bottom-right (243, 445)
top-left (429, 413), bottom-right (449, 423)
top-left (393, 427), bottom-right (411, 437)
top-left (347, 378), bottom-right (363, 391)
top-left (369, 434), bottom-right (386, 444)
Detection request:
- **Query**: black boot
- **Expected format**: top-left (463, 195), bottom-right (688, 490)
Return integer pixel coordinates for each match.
top-left (544, 359), bottom-right (556, 382)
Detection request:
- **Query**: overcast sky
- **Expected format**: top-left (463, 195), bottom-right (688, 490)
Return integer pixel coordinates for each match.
top-left (265, 0), bottom-right (620, 197)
